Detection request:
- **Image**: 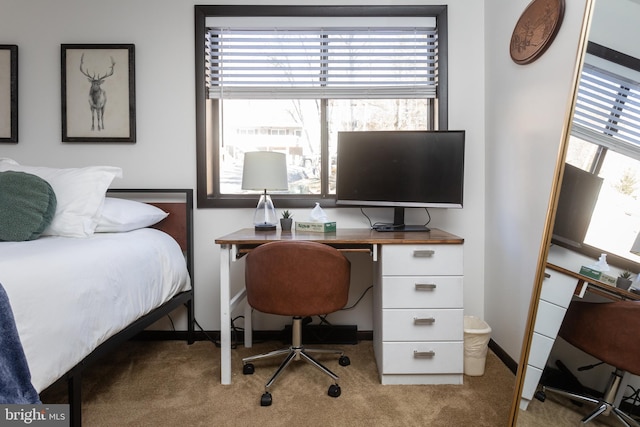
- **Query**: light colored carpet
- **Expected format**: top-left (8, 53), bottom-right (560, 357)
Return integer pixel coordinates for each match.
top-left (40, 339), bottom-right (515, 426)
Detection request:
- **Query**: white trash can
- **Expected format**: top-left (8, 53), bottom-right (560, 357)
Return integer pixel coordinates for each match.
top-left (463, 316), bottom-right (492, 376)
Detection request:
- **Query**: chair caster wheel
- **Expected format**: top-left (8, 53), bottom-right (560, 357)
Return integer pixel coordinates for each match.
top-left (243, 363), bottom-right (255, 375)
top-left (534, 390), bottom-right (546, 402)
top-left (260, 391), bottom-right (272, 406)
top-left (328, 384), bottom-right (341, 398)
top-left (339, 355), bottom-right (350, 366)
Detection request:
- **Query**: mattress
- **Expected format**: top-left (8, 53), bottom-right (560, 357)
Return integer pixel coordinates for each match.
top-left (0, 228), bottom-right (191, 392)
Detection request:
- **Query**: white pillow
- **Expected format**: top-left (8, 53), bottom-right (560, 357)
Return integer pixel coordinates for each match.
top-left (0, 158), bottom-right (122, 237)
top-left (96, 198), bottom-right (168, 233)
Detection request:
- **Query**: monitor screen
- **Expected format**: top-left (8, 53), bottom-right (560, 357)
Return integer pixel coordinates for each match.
top-left (552, 163), bottom-right (603, 247)
top-left (336, 130), bottom-right (465, 231)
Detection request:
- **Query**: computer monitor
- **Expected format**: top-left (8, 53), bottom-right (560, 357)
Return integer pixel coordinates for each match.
top-left (336, 130), bottom-right (465, 231)
top-left (552, 163), bottom-right (603, 247)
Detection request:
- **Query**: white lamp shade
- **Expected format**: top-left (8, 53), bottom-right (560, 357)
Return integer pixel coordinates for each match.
top-left (242, 151), bottom-right (288, 191)
top-left (632, 232), bottom-right (640, 256)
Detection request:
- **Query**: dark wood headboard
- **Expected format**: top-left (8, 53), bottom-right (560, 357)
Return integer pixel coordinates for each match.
top-left (106, 189), bottom-right (194, 279)
top-left (149, 202), bottom-right (187, 251)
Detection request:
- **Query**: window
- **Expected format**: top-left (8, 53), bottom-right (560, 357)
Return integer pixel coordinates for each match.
top-left (195, 5), bottom-right (449, 208)
top-left (562, 42), bottom-right (640, 269)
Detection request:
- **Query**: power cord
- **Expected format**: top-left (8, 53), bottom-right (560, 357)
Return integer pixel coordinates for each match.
top-left (193, 315), bottom-right (247, 349)
top-left (622, 385), bottom-right (640, 420)
top-left (194, 317), bottom-right (219, 346)
top-left (166, 314), bottom-right (176, 331)
top-left (341, 285), bottom-right (373, 310)
top-left (422, 207), bottom-right (432, 228)
top-left (296, 285), bottom-right (373, 343)
top-left (360, 207), bottom-right (432, 229)
top-left (230, 315), bottom-right (245, 349)
top-left (316, 315), bottom-right (332, 326)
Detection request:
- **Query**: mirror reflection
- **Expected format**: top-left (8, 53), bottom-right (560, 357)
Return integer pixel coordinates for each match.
top-left (517, 0), bottom-right (640, 425)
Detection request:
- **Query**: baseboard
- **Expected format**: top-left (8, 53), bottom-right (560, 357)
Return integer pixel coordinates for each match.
top-left (488, 339), bottom-right (518, 375)
top-left (282, 324), bottom-right (359, 344)
top-left (134, 330), bottom-right (201, 341)
top-left (134, 329), bottom-right (373, 345)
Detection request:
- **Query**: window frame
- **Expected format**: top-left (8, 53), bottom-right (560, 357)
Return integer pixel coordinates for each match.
top-left (195, 5), bottom-right (449, 209)
top-left (556, 41), bottom-right (640, 271)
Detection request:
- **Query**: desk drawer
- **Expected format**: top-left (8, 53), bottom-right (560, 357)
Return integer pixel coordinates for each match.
top-left (528, 332), bottom-right (554, 370)
top-left (382, 276), bottom-right (463, 308)
top-left (522, 365), bottom-right (543, 401)
top-left (533, 300), bottom-right (567, 339)
top-left (382, 309), bottom-right (463, 341)
top-left (381, 245), bottom-right (463, 276)
top-left (381, 341), bottom-right (463, 374)
top-left (541, 269), bottom-right (578, 308)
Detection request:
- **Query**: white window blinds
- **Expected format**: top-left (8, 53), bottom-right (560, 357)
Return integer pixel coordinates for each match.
top-left (572, 64), bottom-right (640, 161)
top-left (205, 25), bottom-right (438, 100)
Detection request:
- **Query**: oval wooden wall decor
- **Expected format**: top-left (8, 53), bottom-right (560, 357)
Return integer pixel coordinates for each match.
top-left (510, 0), bottom-right (565, 65)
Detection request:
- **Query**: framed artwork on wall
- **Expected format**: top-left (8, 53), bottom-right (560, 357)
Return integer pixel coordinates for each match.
top-left (61, 44), bottom-right (136, 143)
top-left (0, 45), bottom-right (18, 143)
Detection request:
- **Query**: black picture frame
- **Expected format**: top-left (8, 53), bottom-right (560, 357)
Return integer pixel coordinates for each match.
top-left (0, 45), bottom-right (18, 143)
top-left (61, 44), bottom-right (136, 143)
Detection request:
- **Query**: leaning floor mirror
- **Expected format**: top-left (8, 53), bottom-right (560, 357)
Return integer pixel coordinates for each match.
top-left (511, 0), bottom-right (640, 425)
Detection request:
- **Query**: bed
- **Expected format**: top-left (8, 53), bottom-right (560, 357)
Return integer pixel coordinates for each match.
top-left (0, 163), bottom-right (194, 427)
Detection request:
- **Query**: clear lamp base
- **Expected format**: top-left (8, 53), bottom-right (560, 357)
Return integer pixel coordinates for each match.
top-left (253, 194), bottom-right (277, 231)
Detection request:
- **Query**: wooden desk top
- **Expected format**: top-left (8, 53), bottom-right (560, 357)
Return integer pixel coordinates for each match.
top-left (546, 262), bottom-right (640, 301)
top-left (215, 227), bottom-right (464, 246)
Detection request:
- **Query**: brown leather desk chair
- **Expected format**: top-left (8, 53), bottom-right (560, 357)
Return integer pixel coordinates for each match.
top-left (241, 241), bottom-right (351, 406)
top-left (541, 300), bottom-right (640, 426)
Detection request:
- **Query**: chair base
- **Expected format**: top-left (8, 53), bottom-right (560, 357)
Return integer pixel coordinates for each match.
top-left (242, 317), bottom-right (350, 406)
top-left (541, 369), bottom-right (639, 427)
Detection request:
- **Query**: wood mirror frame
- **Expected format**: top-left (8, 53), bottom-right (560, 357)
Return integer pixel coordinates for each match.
top-left (508, 0), bottom-right (596, 424)
top-left (509, 0), bottom-right (640, 423)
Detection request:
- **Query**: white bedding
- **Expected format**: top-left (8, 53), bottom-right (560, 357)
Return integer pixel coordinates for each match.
top-left (0, 228), bottom-right (191, 393)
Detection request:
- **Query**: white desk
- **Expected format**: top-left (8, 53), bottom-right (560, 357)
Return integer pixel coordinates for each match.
top-left (520, 262), bottom-right (640, 410)
top-left (215, 228), bottom-right (464, 385)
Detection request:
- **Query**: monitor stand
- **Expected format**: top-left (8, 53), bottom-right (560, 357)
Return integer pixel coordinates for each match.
top-left (372, 207), bottom-right (430, 232)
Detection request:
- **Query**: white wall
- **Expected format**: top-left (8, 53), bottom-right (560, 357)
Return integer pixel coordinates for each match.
top-left (484, 0), bottom-right (590, 360)
top-left (590, 0), bottom-right (640, 53)
top-left (0, 0), bottom-right (487, 333)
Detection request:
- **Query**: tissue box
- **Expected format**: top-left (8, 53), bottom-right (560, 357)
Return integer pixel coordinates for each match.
top-left (579, 266), bottom-right (602, 280)
top-left (295, 221), bottom-right (336, 233)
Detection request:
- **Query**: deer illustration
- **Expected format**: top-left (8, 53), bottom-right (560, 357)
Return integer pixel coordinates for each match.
top-left (79, 54), bottom-right (115, 131)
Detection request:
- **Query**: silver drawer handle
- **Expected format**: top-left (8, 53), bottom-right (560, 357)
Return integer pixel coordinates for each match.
top-left (415, 283), bottom-right (436, 291)
top-left (414, 350), bottom-right (435, 358)
top-left (414, 317), bottom-right (435, 325)
top-left (413, 250), bottom-right (435, 258)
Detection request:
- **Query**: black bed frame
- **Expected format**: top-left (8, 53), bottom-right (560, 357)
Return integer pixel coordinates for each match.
top-left (42, 189), bottom-right (195, 427)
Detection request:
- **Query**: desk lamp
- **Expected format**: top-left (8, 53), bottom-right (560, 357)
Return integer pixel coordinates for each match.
top-left (242, 151), bottom-right (288, 231)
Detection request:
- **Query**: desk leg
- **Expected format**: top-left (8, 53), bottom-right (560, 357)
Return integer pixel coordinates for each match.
top-left (220, 244), bottom-right (232, 385)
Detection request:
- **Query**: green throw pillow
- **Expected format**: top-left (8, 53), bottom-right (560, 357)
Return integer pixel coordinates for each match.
top-left (0, 171), bottom-right (57, 241)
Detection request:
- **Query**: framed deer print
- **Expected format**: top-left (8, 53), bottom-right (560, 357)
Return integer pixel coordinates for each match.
top-left (61, 44), bottom-right (136, 143)
top-left (0, 45), bottom-right (18, 143)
